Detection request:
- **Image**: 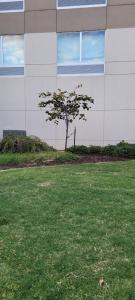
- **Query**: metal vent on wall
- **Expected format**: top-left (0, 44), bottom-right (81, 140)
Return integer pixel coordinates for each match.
top-left (3, 130), bottom-right (26, 138)
top-left (58, 64), bottom-right (104, 75)
top-left (0, 1), bottom-right (23, 11)
top-left (0, 67), bottom-right (24, 76)
top-left (58, 0), bottom-right (106, 7)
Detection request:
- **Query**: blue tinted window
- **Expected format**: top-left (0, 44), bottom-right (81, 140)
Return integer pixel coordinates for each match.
top-left (0, 37), bottom-right (3, 64)
top-left (58, 33), bottom-right (80, 65)
top-left (58, 0), bottom-right (106, 8)
top-left (82, 31), bottom-right (105, 64)
top-left (1, 35), bottom-right (24, 65)
top-left (57, 31), bottom-right (105, 66)
top-left (0, 0), bottom-right (23, 12)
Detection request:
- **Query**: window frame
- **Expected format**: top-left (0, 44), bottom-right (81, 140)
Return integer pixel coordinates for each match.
top-left (57, 0), bottom-right (107, 9)
top-left (57, 30), bottom-right (105, 76)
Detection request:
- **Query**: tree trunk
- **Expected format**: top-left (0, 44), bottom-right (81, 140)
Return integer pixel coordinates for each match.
top-left (74, 126), bottom-right (76, 149)
top-left (65, 118), bottom-right (69, 150)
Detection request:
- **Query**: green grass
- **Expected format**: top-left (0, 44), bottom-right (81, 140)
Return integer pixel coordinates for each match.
top-left (0, 161), bottom-right (135, 299)
top-left (0, 151), bottom-right (78, 165)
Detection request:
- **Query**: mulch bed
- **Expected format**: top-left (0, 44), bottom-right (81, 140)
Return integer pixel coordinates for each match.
top-left (0, 155), bottom-right (130, 170)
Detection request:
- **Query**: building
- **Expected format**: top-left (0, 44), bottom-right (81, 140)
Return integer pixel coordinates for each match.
top-left (0, 0), bottom-right (135, 149)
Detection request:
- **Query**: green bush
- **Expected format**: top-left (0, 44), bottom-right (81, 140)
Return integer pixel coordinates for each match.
top-left (68, 145), bottom-right (89, 154)
top-left (67, 141), bottom-right (135, 158)
top-left (67, 145), bottom-right (102, 155)
top-left (101, 145), bottom-right (118, 156)
top-left (0, 135), bottom-right (55, 153)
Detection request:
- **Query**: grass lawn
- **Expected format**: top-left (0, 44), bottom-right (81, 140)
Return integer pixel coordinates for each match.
top-left (0, 161), bottom-right (135, 299)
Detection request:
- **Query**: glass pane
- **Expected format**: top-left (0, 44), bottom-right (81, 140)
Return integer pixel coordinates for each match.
top-left (58, 0), bottom-right (106, 7)
top-left (58, 33), bottom-right (80, 65)
top-left (82, 31), bottom-right (105, 64)
top-left (3, 35), bottom-right (24, 65)
top-left (0, 37), bottom-right (3, 64)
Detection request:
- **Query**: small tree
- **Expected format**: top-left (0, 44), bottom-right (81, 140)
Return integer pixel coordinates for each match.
top-left (39, 85), bottom-right (94, 150)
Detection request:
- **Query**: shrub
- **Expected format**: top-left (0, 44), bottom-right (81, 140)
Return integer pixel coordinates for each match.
top-left (116, 143), bottom-right (135, 158)
top-left (67, 142), bottom-right (135, 158)
top-left (0, 135), bottom-right (55, 153)
top-left (88, 145), bottom-right (102, 155)
top-left (68, 145), bottom-right (89, 154)
top-left (67, 145), bottom-right (102, 155)
top-left (101, 145), bottom-right (118, 156)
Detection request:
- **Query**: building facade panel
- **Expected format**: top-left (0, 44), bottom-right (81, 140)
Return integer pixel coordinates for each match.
top-left (107, 5), bottom-right (135, 28)
top-left (0, 12), bottom-right (24, 35)
top-left (25, 10), bottom-right (56, 33)
top-left (25, 77), bottom-right (57, 111)
top-left (106, 62), bottom-right (135, 75)
top-left (25, 0), bottom-right (56, 11)
top-left (0, 78), bottom-right (25, 111)
top-left (105, 28), bottom-right (135, 62)
top-left (0, 111), bottom-right (26, 139)
top-left (104, 110), bottom-right (135, 143)
top-left (25, 33), bottom-right (57, 65)
top-left (105, 74), bottom-right (135, 110)
top-left (57, 7), bottom-right (106, 32)
top-left (108, 0), bottom-right (135, 5)
top-left (25, 65), bottom-right (57, 77)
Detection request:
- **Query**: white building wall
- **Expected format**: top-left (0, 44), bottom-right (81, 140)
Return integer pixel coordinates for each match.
top-left (0, 28), bottom-right (135, 149)
top-left (104, 27), bottom-right (135, 144)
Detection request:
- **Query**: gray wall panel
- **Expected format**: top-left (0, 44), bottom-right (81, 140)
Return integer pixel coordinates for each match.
top-left (57, 7), bottom-right (106, 32)
top-left (25, 0), bottom-right (56, 11)
top-left (25, 10), bottom-right (56, 33)
top-left (107, 5), bottom-right (135, 28)
top-left (108, 0), bottom-right (135, 5)
top-left (0, 2), bottom-right (135, 44)
top-left (0, 12), bottom-right (24, 35)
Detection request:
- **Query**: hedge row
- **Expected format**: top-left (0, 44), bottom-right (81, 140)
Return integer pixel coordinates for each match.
top-left (67, 141), bottom-right (135, 158)
top-left (0, 136), bottom-right (54, 153)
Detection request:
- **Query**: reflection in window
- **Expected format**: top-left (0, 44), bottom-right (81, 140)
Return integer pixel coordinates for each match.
top-left (57, 31), bottom-right (105, 74)
top-left (0, 35), bottom-right (24, 66)
top-left (0, 35), bottom-right (24, 75)
top-left (3, 36), bottom-right (24, 65)
top-left (0, 38), bottom-right (3, 64)
top-left (58, 31), bottom-right (105, 65)
top-left (82, 31), bottom-right (105, 64)
top-left (58, 33), bottom-right (80, 64)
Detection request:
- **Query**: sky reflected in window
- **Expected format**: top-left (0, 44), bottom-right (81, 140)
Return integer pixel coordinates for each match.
top-left (82, 31), bottom-right (105, 64)
top-left (58, 31), bottom-right (105, 65)
top-left (3, 35), bottom-right (24, 65)
top-left (58, 33), bottom-right (80, 64)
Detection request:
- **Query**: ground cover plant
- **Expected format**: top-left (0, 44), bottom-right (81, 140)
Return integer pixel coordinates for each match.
top-left (0, 161), bottom-right (135, 299)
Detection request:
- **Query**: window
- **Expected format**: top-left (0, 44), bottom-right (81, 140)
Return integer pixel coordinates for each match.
top-left (57, 0), bottom-right (106, 9)
top-left (0, 0), bottom-right (23, 12)
top-left (57, 31), bottom-right (105, 75)
top-left (0, 35), bottom-right (24, 76)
